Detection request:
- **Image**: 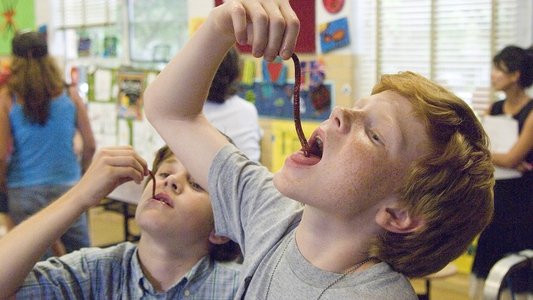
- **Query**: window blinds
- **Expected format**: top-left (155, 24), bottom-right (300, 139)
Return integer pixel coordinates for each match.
top-left (356, 0), bottom-right (527, 115)
top-left (55, 0), bottom-right (118, 29)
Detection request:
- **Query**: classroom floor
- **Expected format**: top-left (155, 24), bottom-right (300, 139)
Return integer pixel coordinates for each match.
top-left (88, 205), bottom-right (472, 300)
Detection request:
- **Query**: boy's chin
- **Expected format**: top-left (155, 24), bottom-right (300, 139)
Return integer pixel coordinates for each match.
top-left (272, 173), bottom-right (299, 200)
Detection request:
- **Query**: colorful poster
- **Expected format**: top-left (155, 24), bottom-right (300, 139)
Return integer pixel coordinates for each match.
top-left (319, 17), bottom-right (350, 53)
top-left (239, 81), bottom-right (333, 121)
top-left (0, 0), bottom-right (35, 55)
top-left (116, 71), bottom-right (145, 121)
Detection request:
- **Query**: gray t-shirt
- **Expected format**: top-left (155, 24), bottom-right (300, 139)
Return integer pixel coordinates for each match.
top-left (209, 145), bottom-right (417, 299)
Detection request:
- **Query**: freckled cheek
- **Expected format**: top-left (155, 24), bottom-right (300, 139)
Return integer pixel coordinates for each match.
top-left (344, 158), bottom-right (402, 198)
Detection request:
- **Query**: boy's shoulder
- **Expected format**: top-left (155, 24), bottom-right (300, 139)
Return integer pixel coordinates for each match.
top-left (215, 260), bottom-right (242, 272)
top-left (52, 242), bottom-right (137, 269)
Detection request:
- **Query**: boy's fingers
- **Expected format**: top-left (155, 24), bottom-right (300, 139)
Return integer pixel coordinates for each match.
top-left (237, 0), bottom-right (299, 60)
top-left (89, 147), bottom-right (149, 179)
top-left (261, 1), bottom-right (287, 61)
top-left (279, 0), bottom-right (300, 59)
top-left (98, 163), bottom-right (145, 186)
top-left (103, 155), bottom-right (147, 179)
top-left (243, 1), bottom-right (269, 57)
top-left (229, 1), bottom-right (248, 45)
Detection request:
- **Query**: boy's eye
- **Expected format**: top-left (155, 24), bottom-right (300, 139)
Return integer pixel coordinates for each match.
top-left (369, 130), bottom-right (384, 145)
top-left (158, 172), bottom-right (170, 179)
top-left (190, 181), bottom-right (205, 192)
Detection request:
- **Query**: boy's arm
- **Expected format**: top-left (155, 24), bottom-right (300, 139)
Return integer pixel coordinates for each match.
top-left (0, 146), bottom-right (148, 297)
top-left (144, 0), bottom-right (299, 188)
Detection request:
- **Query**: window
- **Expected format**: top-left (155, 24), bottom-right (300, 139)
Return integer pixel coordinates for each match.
top-left (127, 0), bottom-right (188, 63)
top-left (55, 0), bottom-right (118, 28)
top-left (50, 0), bottom-right (120, 61)
top-left (355, 0), bottom-right (531, 115)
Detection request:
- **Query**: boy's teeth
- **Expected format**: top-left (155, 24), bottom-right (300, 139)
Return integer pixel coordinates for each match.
top-left (317, 138), bottom-right (323, 154)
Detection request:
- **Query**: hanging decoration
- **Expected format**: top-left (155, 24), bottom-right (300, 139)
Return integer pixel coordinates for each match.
top-left (322, 0), bottom-right (344, 14)
top-left (1, 0), bottom-right (19, 36)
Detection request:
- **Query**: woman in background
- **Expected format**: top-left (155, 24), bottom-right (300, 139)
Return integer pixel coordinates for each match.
top-left (470, 45), bottom-right (533, 299)
top-left (0, 31), bottom-right (95, 257)
top-left (203, 47), bottom-right (262, 162)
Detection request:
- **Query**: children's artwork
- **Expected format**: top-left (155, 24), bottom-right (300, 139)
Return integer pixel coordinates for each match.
top-left (103, 35), bottom-right (118, 57)
top-left (117, 71), bottom-right (145, 121)
top-left (262, 58), bottom-right (288, 85)
top-left (92, 69), bottom-right (114, 102)
top-left (1, 0), bottom-right (18, 35)
top-left (239, 81), bottom-right (333, 121)
top-left (298, 59), bottom-right (326, 91)
top-left (319, 17), bottom-right (350, 53)
top-left (241, 58), bottom-right (256, 86)
top-left (0, 0), bottom-right (34, 55)
top-left (323, 0), bottom-right (345, 14)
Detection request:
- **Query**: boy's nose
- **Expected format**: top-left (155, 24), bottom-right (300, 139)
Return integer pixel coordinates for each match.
top-left (163, 176), bottom-right (182, 194)
top-left (330, 106), bottom-right (353, 134)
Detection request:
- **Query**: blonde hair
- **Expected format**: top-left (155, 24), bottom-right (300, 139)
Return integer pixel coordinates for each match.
top-left (369, 71), bottom-right (494, 278)
top-left (7, 55), bottom-right (65, 125)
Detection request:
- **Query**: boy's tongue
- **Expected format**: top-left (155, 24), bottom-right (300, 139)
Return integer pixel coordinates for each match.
top-left (291, 150), bottom-right (321, 166)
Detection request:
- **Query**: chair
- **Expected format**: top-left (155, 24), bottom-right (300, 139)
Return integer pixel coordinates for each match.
top-left (483, 249), bottom-right (533, 300)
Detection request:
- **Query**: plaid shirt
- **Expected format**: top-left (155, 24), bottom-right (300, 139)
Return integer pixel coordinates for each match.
top-left (16, 242), bottom-right (241, 299)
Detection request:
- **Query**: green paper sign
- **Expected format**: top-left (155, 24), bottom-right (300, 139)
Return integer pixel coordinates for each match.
top-left (0, 0), bottom-right (35, 55)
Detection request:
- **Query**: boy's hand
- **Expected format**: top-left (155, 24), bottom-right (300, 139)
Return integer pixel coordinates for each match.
top-left (71, 146), bottom-right (148, 209)
top-left (211, 0), bottom-right (300, 61)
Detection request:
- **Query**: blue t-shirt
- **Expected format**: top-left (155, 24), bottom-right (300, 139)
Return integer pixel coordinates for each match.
top-left (8, 92), bottom-right (81, 187)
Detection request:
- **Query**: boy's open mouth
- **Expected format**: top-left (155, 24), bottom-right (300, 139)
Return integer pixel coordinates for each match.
top-left (152, 193), bottom-right (174, 208)
top-left (307, 135), bottom-right (323, 158)
top-left (291, 133), bottom-right (322, 166)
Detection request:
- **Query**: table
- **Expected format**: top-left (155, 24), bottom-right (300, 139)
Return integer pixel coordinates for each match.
top-left (100, 181), bottom-right (144, 243)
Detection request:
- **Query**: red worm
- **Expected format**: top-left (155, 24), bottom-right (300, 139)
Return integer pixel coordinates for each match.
top-left (148, 170), bottom-right (156, 198)
top-left (291, 53), bottom-right (310, 157)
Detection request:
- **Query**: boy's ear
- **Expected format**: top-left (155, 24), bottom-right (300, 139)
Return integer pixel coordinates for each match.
top-left (208, 231), bottom-right (230, 245)
top-left (375, 205), bottom-right (425, 234)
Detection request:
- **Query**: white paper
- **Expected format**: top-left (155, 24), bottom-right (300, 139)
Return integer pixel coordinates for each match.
top-left (87, 102), bottom-right (117, 147)
top-left (117, 119), bottom-right (131, 145)
top-left (133, 117), bottom-right (165, 165)
top-left (482, 115), bottom-right (521, 179)
top-left (94, 69), bottom-right (113, 102)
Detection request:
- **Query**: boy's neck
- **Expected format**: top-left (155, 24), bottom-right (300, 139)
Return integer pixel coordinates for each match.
top-left (136, 236), bottom-right (209, 292)
top-left (295, 207), bottom-right (380, 273)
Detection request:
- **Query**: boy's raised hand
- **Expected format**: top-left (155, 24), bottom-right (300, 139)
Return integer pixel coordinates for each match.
top-left (210, 0), bottom-right (300, 61)
top-left (71, 146), bottom-right (149, 209)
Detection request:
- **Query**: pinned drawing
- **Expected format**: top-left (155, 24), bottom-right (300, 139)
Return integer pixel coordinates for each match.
top-left (319, 17), bottom-right (350, 53)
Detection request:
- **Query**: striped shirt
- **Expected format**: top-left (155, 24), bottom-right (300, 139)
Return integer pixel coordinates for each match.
top-left (16, 242), bottom-right (241, 299)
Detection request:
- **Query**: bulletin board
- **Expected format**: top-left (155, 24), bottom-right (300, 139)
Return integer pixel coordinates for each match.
top-left (0, 0), bottom-right (35, 55)
top-left (239, 81), bottom-right (333, 121)
top-left (86, 67), bottom-right (164, 165)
